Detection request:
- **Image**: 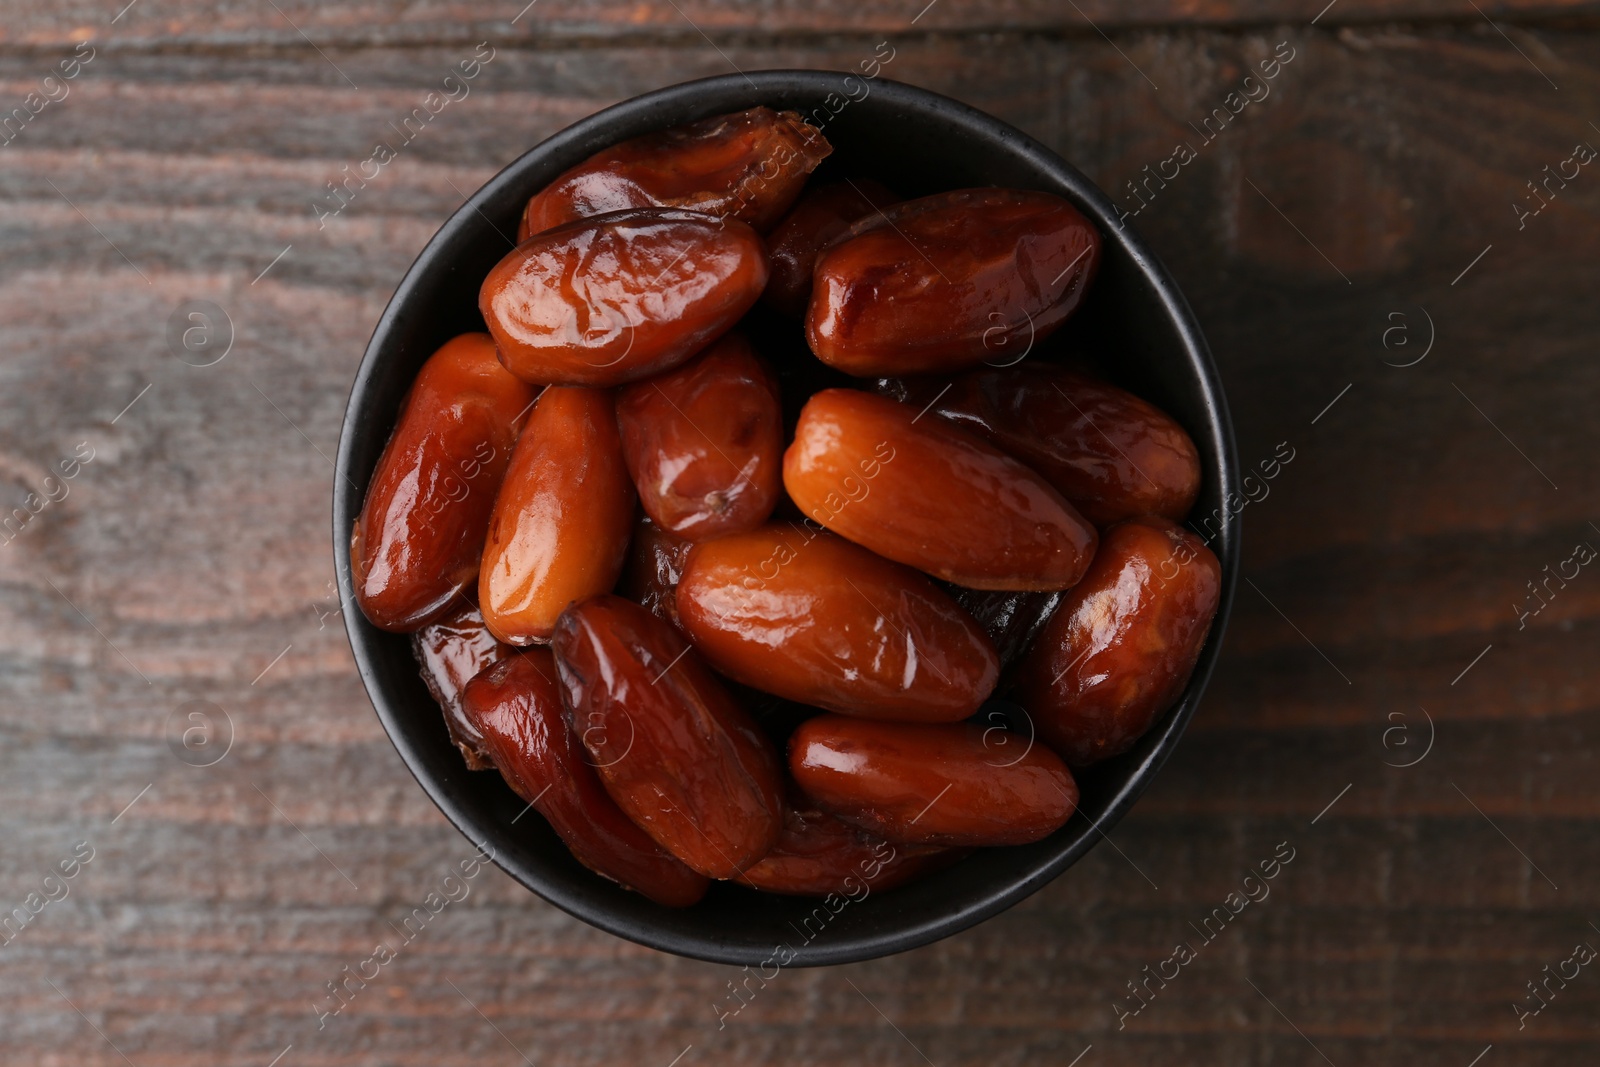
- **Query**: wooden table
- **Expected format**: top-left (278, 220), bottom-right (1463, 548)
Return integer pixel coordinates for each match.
top-left (2, 2), bottom-right (1597, 1064)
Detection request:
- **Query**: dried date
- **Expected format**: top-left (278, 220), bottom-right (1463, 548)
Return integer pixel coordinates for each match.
top-left (783, 388), bottom-right (1097, 590)
top-left (615, 333), bottom-right (783, 541)
top-left (552, 595), bottom-right (783, 879)
top-left (762, 178), bottom-right (898, 317)
top-left (482, 209), bottom-right (768, 388)
top-left (734, 797), bottom-right (948, 896)
top-left (518, 107), bottom-right (830, 240)
top-left (676, 523), bottom-right (1000, 722)
top-left (789, 715), bottom-right (1078, 847)
top-left (412, 605), bottom-right (515, 770)
top-left (352, 332), bottom-right (536, 631)
top-left (461, 651), bottom-right (709, 907)
top-left (883, 364), bottom-right (1201, 526)
top-left (1013, 517), bottom-right (1221, 766)
top-left (479, 386), bottom-right (635, 645)
top-left (807, 188), bottom-right (1100, 375)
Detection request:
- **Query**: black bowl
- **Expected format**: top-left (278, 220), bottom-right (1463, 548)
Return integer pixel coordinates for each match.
top-left (334, 70), bottom-right (1239, 966)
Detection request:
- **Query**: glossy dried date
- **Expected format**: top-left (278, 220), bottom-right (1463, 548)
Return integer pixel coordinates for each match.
top-left (789, 715), bottom-right (1078, 847)
top-left (619, 514), bottom-right (692, 635)
top-left (411, 605), bottom-right (515, 770)
top-left (479, 386), bottom-right (635, 645)
top-left (460, 651), bottom-right (709, 907)
top-left (482, 209), bottom-right (768, 388)
top-left (676, 524), bottom-right (999, 722)
top-left (518, 107), bottom-right (830, 240)
top-left (553, 595), bottom-right (783, 878)
top-left (351, 333), bottom-right (536, 631)
top-left (734, 799), bottom-right (948, 896)
top-left (806, 188), bottom-right (1100, 375)
top-left (783, 388), bottom-right (1097, 590)
top-left (616, 333), bottom-right (783, 540)
top-left (762, 179), bottom-right (898, 317)
top-left (883, 365), bottom-right (1201, 526)
top-left (1014, 517), bottom-right (1221, 767)
top-left (949, 587), bottom-right (1064, 670)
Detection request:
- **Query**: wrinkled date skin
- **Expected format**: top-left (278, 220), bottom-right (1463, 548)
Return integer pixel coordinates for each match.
top-left (479, 387), bottom-right (635, 645)
top-left (482, 209), bottom-right (769, 388)
top-left (352, 333), bottom-right (536, 631)
top-left (676, 524), bottom-right (999, 722)
top-left (762, 179), bottom-right (898, 317)
top-left (518, 107), bottom-right (831, 241)
top-left (620, 514), bottom-right (692, 635)
top-left (553, 595), bottom-right (783, 878)
top-left (950, 587), bottom-right (1063, 670)
top-left (806, 188), bottom-right (1101, 376)
top-left (460, 651), bottom-right (709, 907)
top-left (411, 605), bottom-right (515, 770)
top-left (734, 799), bottom-right (948, 896)
top-left (616, 333), bottom-right (783, 541)
top-left (883, 364), bottom-right (1201, 526)
top-left (1014, 517), bottom-right (1221, 767)
top-left (789, 716), bottom-right (1079, 847)
top-left (783, 388), bottom-right (1098, 591)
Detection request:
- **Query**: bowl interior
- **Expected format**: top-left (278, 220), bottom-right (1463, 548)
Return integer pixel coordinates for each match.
top-left (335, 70), bottom-right (1238, 967)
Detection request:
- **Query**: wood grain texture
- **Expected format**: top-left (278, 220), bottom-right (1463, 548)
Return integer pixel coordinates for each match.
top-left (0, 8), bottom-right (1597, 1067)
top-left (1, 0), bottom-right (1598, 48)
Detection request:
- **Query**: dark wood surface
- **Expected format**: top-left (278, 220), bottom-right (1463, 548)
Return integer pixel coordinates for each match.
top-left (2, 2), bottom-right (1598, 1064)
top-left (2, 0), bottom-right (1598, 46)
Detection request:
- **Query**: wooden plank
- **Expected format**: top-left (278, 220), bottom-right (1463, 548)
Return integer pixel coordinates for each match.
top-left (0, 20), bottom-right (1597, 1067)
top-left (0, 0), bottom-right (1595, 49)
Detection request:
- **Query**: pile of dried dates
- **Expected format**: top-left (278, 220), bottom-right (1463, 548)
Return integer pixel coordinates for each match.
top-left (352, 106), bottom-right (1221, 907)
